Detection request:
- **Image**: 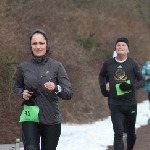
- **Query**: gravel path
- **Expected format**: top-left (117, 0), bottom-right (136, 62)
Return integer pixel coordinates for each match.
top-left (108, 124), bottom-right (150, 150)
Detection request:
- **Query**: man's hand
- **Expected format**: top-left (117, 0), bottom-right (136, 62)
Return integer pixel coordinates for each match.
top-left (119, 82), bottom-right (133, 91)
top-left (100, 85), bottom-right (109, 97)
top-left (106, 82), bottom-right (110, 91)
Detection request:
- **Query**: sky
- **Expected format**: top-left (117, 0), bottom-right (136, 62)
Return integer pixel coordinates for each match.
top-left (20, 100), bottom-right (150, 150)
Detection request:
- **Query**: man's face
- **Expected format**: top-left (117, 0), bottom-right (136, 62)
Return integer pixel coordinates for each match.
top-left (116, 42), bottom-right (129, 56)
top-left (31, 33), bottom-right (47, 57)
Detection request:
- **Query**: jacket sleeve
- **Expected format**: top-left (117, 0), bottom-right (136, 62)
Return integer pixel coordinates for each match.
top-left (99, 61), bottom-right (108, 86)
top-left (56, 63), bottom-right (73, 100)
top-left (133, 60), bottom-right (145, 90)
top-left (99, 61), bottom-right (109, 97)
top-left (141, 63), bottom-right (147, 77)
top-left (14, 65), bottom-right (24, 99)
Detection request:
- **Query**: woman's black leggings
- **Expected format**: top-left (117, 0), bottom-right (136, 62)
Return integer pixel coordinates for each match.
top-left (22, 122), bottom-right (61, 150)
top-left (109, 104), bottom-right (137, 150)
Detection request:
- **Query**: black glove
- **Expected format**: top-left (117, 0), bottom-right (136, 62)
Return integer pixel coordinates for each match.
top-left (26, 86), bottom-right (40, 96)
top-left (119, 82), bottom-right (133, 91)
top-left (100, 85), bottom-right (109, 97)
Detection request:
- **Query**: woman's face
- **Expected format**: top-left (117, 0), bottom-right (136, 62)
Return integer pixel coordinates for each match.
top-left (31, 33), bottom-right (47, 57)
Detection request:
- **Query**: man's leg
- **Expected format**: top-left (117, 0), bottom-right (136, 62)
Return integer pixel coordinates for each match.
top-left (123, 117), bottom-right (127, 142)
top-left (148, 92), bottom-right (150, 109)
top-left (125, 104), bottom-right (137, 150)
top-left (109, 105), bottom-right (125, 150)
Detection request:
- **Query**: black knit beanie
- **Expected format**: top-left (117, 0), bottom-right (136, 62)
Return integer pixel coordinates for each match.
top-left (116, 37), bottom-right (129, 47)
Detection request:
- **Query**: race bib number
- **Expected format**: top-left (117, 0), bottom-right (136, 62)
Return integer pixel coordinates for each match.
top-left (19, 105), bottom-right (39, 123)
top-left (116, 80), bottom-right (132, 96)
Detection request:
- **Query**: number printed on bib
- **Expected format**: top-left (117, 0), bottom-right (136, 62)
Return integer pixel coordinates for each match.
top-left (19, 105), bottom-right (39, 123)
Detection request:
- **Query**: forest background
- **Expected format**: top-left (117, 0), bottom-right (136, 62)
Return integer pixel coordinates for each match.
top-left (0, 0), bottom-right (150, 143)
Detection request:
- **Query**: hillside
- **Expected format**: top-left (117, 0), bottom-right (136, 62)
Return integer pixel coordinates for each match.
top-left (0, 0), bottom-right (150, 143)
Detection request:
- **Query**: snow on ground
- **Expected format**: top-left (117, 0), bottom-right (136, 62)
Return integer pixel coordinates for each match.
top-left (19, 100), bottom-right (150, 150)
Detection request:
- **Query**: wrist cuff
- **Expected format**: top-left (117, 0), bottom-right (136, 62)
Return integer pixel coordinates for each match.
top-left (55, 85), bottom-right (61, 94)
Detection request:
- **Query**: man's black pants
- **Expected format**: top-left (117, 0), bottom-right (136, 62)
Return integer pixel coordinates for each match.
top-left (109, 104), bottom-right (137, 150)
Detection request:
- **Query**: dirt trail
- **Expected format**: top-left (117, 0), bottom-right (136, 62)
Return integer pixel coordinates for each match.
top-left (107, 124), bottom-right (150, 150)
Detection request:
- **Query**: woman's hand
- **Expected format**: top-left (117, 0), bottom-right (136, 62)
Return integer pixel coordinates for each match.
top-left (145, 76), bottom-right (149, 80)
top-left (23, 90), bottom-right (33, 100)
top-left (44, 82), bottom-right (55, 90)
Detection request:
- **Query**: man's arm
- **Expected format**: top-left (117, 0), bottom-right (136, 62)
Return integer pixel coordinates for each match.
top-left (99, 62), bottom-right (109, 97)
top-left (133, 60), bottom-right (145, 90)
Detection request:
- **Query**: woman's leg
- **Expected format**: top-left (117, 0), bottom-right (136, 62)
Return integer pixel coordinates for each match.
top-left (22, 122), bottom-right (40, 150)
top-left (41, 123), bottom-right (61, 150)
